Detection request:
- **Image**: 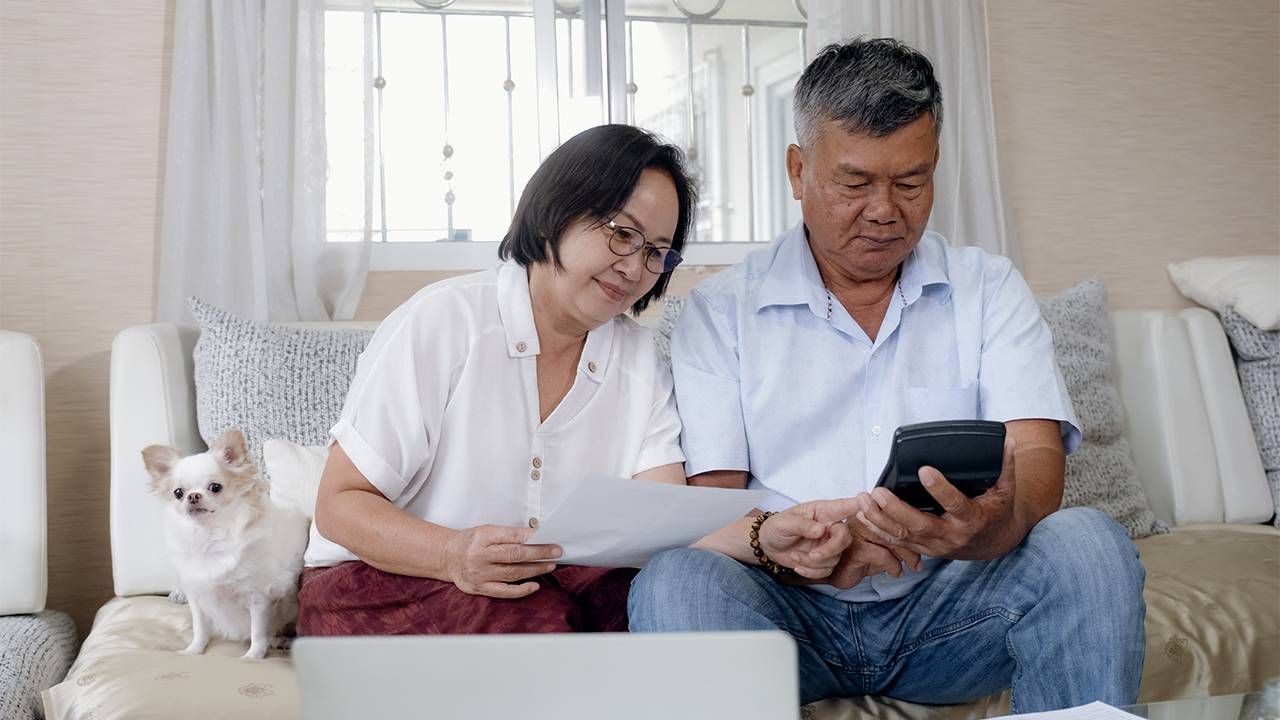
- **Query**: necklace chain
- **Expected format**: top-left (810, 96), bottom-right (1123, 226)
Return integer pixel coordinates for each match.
top-left (826, 282), bottom-right (908, 321)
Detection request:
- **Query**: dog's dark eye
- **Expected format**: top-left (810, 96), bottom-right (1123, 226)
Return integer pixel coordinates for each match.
top-left (209, 483), bottom-right (223, 494)
top-left (173, 488), bottom-right (184, 500)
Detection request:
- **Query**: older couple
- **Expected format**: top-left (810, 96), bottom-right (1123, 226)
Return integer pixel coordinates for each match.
top-left (299, 37), bottom-right (1145, 712)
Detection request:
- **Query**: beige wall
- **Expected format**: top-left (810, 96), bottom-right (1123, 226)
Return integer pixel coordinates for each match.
top-left (0, 1), bottom-right (174, 634)
top-left (1, 0), bottom-right (1276, 635)
top-left (986, 0), bottom-right (1280, 308)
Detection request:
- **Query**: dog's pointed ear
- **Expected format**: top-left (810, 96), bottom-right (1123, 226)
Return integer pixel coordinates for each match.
top-left (211, 427), bottom-right (249, 468)
top-left (141, 445), bottom-right (181, 493)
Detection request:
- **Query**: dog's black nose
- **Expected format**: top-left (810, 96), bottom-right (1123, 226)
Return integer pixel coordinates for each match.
top-left (186, 492), bottom-right (202, 505)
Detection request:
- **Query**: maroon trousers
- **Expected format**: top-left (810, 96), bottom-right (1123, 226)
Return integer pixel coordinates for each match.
top-left (297, 561), bottom-right (637, 636)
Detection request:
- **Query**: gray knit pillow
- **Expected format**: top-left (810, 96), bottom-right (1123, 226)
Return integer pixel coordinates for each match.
top-left (1038, 279), bottom-right (1167, 538)
top-left (189, 298), bottom-right (373, 476)
top-left (0, 610), bottom-right (77, 720)
top-left (1218, 308), bottom-right (1280, 526)
top-left (655, 295), bottom-right (687, 366)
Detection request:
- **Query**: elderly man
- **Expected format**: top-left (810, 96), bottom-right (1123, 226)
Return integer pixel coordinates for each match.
top-left (628, 38), bottom-right (1145, 711)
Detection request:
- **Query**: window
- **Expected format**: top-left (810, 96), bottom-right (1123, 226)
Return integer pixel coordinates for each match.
top-left (324, 0), bottom-right (807, 269)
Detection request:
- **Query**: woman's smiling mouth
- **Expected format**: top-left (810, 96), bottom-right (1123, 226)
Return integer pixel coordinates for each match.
top-left (596, 278), bottom-right (628, 303)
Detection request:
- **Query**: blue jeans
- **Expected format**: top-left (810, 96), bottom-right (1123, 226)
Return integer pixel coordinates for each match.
top-left (629, 507), bottom-right (1146, 712)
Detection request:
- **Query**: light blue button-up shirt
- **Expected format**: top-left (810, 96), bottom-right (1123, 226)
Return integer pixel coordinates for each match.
top-left (670, 224), bottom-right (1081, 602)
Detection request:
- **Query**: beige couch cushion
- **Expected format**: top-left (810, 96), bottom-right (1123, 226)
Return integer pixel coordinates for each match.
top-left (43, 597), bottom-right (299, 720)
top-left (1135, 524), bottom-right (1279, 698)
top-left (44, 527), bottom-right (1278, 720)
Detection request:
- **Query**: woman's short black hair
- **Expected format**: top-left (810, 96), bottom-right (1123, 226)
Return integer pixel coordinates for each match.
top-left (498, 124), bottom-right (697, 315)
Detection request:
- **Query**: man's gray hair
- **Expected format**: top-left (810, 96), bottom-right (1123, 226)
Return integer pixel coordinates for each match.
top-left (793, 37), bottom-right (943, 148)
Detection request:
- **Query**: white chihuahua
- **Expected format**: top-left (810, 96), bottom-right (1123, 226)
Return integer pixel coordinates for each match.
top-left (142, 428), bottom-right (308, 660)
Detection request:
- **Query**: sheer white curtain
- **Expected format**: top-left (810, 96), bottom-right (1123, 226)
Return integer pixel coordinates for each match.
top-left (158, 0), bottom-right (374, 324)
top-left (805, 0), bottom-right (1016, 262)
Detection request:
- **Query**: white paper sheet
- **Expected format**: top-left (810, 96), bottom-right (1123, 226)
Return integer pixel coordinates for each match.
top-left (527, 476), bottom-right (772, 567)
top-left (989, 701), bottom-right (1145, 720)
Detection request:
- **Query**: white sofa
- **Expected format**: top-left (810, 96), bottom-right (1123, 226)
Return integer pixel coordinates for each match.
top-left (42, 309), bottom-right (1280, 719)
top-left (0, 331), bottom-right (78, 720)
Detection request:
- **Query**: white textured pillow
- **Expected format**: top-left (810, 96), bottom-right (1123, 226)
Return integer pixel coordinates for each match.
top-left (1168, 256), bottom-right (1280, 330)
top-left (264, 439), bottom-right (328, 521)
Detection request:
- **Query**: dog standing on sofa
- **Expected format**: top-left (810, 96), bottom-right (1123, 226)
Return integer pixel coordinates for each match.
top-left (141, 428), bottom-right (308, 660)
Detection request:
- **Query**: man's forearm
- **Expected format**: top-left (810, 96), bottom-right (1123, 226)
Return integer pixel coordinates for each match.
top-left (688, 469), bottom-right (749, 489)
top-left (1008, 444), bottom-right (1066, 546)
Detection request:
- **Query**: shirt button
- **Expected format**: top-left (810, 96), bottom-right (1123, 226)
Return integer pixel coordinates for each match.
top-left (587, 361), bottom-right (598, 373)
top-left (872, 425), bottom-right (882, 436)
top-left (530, 469), bottom-right (541, 481)
top-left (515, 341), bottom-right (528, 353)
top-left (532, 457), bottom-right (542, 468)
top-left (528, 517), bottom-right (539, 529)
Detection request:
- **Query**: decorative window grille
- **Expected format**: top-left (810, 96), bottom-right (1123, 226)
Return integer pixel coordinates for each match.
top-left (324, 0), bottom-right (807, 269)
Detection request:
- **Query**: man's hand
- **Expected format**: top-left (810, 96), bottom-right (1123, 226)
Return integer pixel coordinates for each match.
top-left (855, 438), bottom-right (1023, 561)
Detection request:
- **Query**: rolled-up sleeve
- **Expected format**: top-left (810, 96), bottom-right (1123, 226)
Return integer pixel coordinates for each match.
top-left (332, 301), bottom-right (457, 501)
top-left (670, 288), bottom-right (750, 475)
top-left (977, 261), bottom-right (1082, 453)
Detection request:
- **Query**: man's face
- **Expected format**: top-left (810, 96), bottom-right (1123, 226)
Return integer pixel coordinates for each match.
top-left (787, 114), bottom-right (939, 283)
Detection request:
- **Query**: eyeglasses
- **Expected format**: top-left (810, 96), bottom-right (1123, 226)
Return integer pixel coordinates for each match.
top-left (604, 220), bottom-right (683, 274)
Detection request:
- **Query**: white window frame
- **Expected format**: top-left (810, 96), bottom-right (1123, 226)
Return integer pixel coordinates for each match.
top-left (357, 0), bottom-right (804, 271)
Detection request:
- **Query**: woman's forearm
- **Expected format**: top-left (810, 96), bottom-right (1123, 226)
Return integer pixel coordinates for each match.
top-left (315, 488), bottom-right (457, 580)
top-left (693, 513), bottom-right (763, 565)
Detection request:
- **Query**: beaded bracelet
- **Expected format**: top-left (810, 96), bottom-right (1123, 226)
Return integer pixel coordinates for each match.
top-left (748, 511), bottom-right (795, 577)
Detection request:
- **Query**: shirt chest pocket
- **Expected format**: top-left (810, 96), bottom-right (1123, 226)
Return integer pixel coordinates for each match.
top-left (904, 384), bottom-right (979, 424)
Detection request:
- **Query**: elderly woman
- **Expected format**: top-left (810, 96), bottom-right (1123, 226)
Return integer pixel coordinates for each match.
top-left (296, 124), bottom-right (696, 635)
top-left (299, 124), bottom-right (854, 636)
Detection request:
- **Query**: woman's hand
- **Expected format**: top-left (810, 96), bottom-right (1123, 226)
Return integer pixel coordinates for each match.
top-left (443, 525), bottom-right (563, 599)
top-left (757, 498), bottom-right (922, 588)
top-left (755, 502), bottom-right (857, 581)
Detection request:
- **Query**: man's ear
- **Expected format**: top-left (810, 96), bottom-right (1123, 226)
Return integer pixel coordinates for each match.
top-left (141, 445), bottom-right (181, 494)
top-left (786, 144), bottom-right (805, 201)
top-left (211, 427), bottom-right (249, 468)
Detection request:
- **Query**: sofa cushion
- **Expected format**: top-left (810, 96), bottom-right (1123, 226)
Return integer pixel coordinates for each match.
top-left (43, 597), bottom-right (299, 720)
top-left (263, 440), bottom-right (328, 520)
top-left (0, 611), bottom-right (77, 720)
top-left (45, 526), bottom-right (1279, 719)
top-left (659, 278), bottom-right (1168, 539)
top-left (1218, 308), bottom-right (1280, 526)
top-left (1036, 279), bottom-right (1167, 538)
top-left (1132, 524), bottom-right (1280, 699)
top-left (189, 298), bottom-right (373, 476)
top-left (1167, 255), bottom-right (1280, 331)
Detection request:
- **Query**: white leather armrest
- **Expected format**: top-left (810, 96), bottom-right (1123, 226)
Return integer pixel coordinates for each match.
top-left (1110, 309), bottom-right (1271, 527)
top-left (110, 324), bottom-right (203, 596)
top-left (1180, 308), bottom-right (1272, 523)
top-left (1111, 312), bottom-right (1223, 526)
top-left (0, 331), bottom-right (47, 614)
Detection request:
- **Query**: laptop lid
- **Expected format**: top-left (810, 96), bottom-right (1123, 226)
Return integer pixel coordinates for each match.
top-left (293, 631), bottom-right (799, 720)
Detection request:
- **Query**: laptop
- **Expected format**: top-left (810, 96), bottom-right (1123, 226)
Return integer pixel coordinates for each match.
top-left (292, 631), bottom-right (799, 720)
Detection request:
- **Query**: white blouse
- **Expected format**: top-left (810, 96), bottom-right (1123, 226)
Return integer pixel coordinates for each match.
top-left (305, 263), bottom-right (686, 567)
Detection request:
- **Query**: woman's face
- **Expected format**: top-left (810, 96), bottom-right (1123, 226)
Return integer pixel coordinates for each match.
top-left (533, 167), bottom-right (680, 331)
